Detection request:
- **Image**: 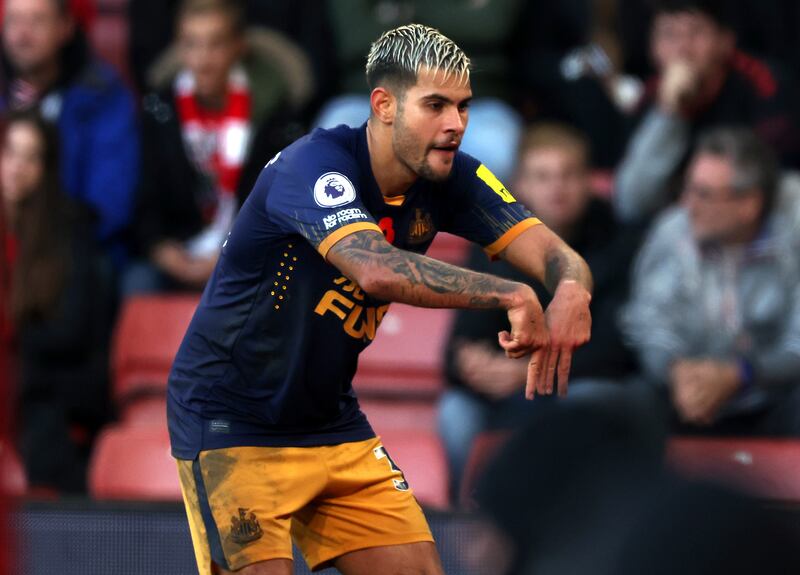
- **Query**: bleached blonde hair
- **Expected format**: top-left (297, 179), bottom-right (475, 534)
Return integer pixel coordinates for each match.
top-left (365, 24), bottom-right (471, 91)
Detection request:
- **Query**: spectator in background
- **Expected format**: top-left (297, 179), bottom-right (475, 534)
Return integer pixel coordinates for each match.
top-left (0, 111), bottom-right (114, 494)
top-left (614, 0), bottom-right (799, 224)
top-left (124, 0), bottom-right (303, 295)
top-left (128, 0), bottom-right (330, 121)
top-left (0, 0), bottom-right (139, 267)
top-left (622, 127), bottom-right (800, 436)
top-left (315, 0), bottom-right (526, 182)
top-left (511, 0), bottom-right (641, 169)
top-left (440, 123), bottom-right (640, 502)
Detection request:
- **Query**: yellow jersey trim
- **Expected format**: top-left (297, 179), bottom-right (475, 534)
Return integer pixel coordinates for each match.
top-left (383, 194), bottom-right (406, 207)
top-left (476, 164), bottom-right (516, 203)
top-left (484, 218), bottom-right (542, 257)
top-left (318, 222), bottom-right (383, 260)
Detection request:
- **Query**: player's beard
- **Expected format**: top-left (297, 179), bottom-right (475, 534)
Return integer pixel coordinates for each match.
top-left (392, 108), bottom-right (453, 183)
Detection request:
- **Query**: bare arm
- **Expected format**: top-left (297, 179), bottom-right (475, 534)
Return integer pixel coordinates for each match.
top-left (498, 224), bottom-right (593, 396)
top-left (327, 230), bottom-right (551, 395)
top-left (328, 229), bottom-right (533, 311)
top-left (499, 223), bottom-right (593, 295)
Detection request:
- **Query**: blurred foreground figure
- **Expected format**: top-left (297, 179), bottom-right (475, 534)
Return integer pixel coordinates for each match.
top-left (475, 397), bottom-right (800, 575)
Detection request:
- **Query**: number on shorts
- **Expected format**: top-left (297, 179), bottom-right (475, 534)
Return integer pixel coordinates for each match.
top-left (373, 445), bottom-right (409, 491)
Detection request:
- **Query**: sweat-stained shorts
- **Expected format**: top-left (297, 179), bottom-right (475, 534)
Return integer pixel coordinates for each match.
top-left (176, 436), bottom-right (434, 573)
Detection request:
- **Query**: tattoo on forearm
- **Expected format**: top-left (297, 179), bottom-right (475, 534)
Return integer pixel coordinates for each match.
top-left (544, 248), bottom-right (593, 294)
top-left (329, 231), bottom-right (515, 309)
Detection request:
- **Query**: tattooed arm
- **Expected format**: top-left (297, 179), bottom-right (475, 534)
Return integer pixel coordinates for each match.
top-left (327, 229), bottom-right (551, 397)
top-left (499, 224), bottom-right (593, 294)
top-left (498, 224), bottom-right (593, 397)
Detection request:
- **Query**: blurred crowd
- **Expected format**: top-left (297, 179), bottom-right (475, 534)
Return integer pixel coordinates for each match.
top-left (0, 0), bottom-right (799, 506)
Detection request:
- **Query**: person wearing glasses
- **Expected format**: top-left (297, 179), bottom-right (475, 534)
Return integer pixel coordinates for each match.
top-left (621, 126), bottom-right (800, 436)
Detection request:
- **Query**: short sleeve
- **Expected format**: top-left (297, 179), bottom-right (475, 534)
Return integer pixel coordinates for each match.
top-left (264, 146), bottom-right (382, 259)
top-left (442, 154), bottom-right (541, 257)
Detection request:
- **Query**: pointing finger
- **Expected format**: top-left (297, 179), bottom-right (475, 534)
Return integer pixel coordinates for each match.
top-left (557, 348), bottom-right (572, 397)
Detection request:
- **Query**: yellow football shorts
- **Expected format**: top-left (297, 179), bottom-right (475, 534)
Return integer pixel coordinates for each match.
top-left (176, 436), bottom-right (434, 573)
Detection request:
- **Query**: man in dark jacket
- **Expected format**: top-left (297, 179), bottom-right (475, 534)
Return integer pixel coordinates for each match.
top-left (614, 0), bottom-right (799, 224)
top-left (1, 0), bottom-right (140, 266)
top-left (440, 123), bottom-right (641, 502)
top-left (124, 0), bottom-right (299, 294)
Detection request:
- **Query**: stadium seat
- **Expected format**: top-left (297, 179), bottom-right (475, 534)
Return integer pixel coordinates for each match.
top-left (458, 431), bottom-right (510, 509)
top-left (119, 396), bottom-right (167, 427)
top-left (360, 398), bottom-right (437, 434)
top-left (377, 428), bottom-right (449, 510)
top-left (112, 294), bottom-right (199, 404)
top-left (352, 304), bottom-right (454, 398)
top-left (89, 424), bottom-right (181, 501)
top-left (0, 439), bottom-right (26, 497)
top-left (666, 437), bottom-right (800, 502)
top-left (426, 232), bottom-right (470, 266)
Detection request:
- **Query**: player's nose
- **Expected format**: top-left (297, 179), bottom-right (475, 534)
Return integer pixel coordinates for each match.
top-left (442, 106), bottom-right (466, 135)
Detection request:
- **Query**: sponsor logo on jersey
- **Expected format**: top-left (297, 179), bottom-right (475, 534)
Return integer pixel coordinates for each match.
top-left (314, 172), bottom-right (357, 208)
top-left (314, 276), bottom-right (390, 341)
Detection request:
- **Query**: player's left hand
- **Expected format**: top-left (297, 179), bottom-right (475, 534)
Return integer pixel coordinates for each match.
top-left (542, 280), bottom-right (592, 397)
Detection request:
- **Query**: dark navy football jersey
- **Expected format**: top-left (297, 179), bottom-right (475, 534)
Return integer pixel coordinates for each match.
top-left (167, 124), bottom-right (539, 459)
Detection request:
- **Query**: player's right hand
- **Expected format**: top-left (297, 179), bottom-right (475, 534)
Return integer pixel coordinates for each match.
top-left (498, 285), bottom-right (550, 399)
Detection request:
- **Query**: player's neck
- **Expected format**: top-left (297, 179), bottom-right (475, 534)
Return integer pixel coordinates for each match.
top-left (366, 120), bottom-right (418, 198)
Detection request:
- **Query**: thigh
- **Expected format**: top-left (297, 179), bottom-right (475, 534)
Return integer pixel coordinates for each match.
top-left (335, 541), bottom-right (444, 575)
top-left (291, 437), bottom-right (435, 571)
top-left (176, 446), bottom-right (328, 574)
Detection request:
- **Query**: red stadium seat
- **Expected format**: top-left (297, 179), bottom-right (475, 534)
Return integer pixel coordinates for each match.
top-left (0, 439), bottom-right (26, 497)
top-left (377, 428), bottom-right (449, 510)
top-left (112, 294), bottom-right (199, 404)
top-left (353, 304), bottom-right (454, 398)
top-left (458, 431), bottom-right (510, 508)
top-left (426, 232), bottom-right (471, 266)
top-left (89, 424), bottom-right (181, 501)
top-left (666, 437), bottom-right (800, 502)
top-left (360, 398), bottom-right (437, 434)
top-left (119, 396), bottom-right (167, 427)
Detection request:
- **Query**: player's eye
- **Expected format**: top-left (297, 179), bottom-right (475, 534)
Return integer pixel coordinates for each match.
top-left (428, 101), bottom-right (444, 111)
top-left (458, 101), bottom-right (471, 112)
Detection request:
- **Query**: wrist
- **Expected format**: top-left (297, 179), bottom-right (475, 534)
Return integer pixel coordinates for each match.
top-left (554, 279), bottom-right (592, 303)
top-left (503, 282), bottom-right (536, 311)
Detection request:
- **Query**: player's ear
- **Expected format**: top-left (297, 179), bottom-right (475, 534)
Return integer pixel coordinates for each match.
top-left (370, 87), bottom-right (396, 125)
